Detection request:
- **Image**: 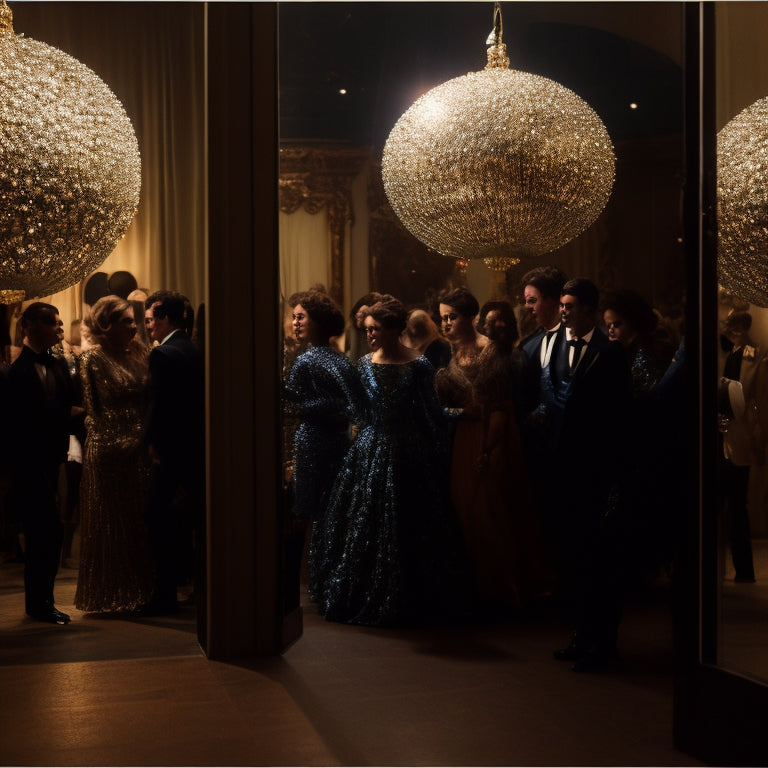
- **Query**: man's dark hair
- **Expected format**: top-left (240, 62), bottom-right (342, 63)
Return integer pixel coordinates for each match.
top-left (437, 286), bottom-right (479, 318)
top-left (146, 290), bottom-right (194, 333)
top-left (21, 302), bottom-right (58, 328)
top-left (724, 311), bottom-right (752, 333)
top-left (521, 265), bottom-right (568, 302)
top-left (561, 278), bottom-right (600, 312)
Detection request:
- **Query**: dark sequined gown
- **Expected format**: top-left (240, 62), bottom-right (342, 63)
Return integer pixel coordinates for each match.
top-left (75, 345), bottom-right (153, 612)
top-left (320, 355), bottom-right (467, 626)
top-left (284, 345), bottom-right (364, 600)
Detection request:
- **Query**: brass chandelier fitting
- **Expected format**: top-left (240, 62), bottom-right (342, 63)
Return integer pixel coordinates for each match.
top-left (717, 96), bottom-right (768, 307)
top-left (381, 2), bottom-right (615, 273)
top-left (0, 0), bottom-right (141, 302)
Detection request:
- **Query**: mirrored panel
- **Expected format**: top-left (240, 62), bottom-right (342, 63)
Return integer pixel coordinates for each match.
top-left (278, 2), bottom-right (689, 631)
top-left (715, 1), bottom-right (768, 684)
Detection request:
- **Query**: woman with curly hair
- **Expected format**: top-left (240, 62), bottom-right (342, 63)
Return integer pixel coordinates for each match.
top-left (320, 295), bottom-right (469, 626)
top-left (75, 295), bottom-right (153, 613)
top-left (284, 289), bottom-right (365, 602)
top-left (601, 289), bottom-right (673, 396)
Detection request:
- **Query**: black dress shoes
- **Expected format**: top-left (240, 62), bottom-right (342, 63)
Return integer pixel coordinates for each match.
top-left (27, 606), bottom-right (71, 624)
top-left (553, 635), bottom-right (590, 661)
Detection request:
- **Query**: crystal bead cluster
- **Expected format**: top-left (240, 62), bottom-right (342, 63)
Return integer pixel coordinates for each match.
top-left (0, 1), bottom-right (140, 300)
top-left (382, 6), bottom-right (615, 272)
top-left (717, 96), bottom-right (768, 308)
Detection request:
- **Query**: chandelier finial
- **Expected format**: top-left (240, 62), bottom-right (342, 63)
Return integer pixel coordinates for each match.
top-left (485, 2), bottom-right (509, 70)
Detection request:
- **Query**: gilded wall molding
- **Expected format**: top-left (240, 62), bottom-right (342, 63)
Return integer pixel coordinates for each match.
top-left (279, 143), bottom-right (370, 305)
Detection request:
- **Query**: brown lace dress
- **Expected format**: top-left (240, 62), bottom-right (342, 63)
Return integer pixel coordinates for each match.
top-left (437, 345), bottom-right (550, 610)
top-left (75, 344), bottom-right (153, 612)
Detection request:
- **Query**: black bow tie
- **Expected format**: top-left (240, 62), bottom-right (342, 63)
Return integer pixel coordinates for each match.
top-left (33, 351), bottom-right (55, 367)
top-left (567, 338), bottom-right (586, 349)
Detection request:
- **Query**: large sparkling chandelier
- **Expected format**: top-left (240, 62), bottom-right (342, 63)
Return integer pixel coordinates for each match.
top-left (382, 3), bottom-right (615, 272)
top-left (0, 0), bottom-right (141, 302)
top-left (717, 96), bottom-right (768, 307)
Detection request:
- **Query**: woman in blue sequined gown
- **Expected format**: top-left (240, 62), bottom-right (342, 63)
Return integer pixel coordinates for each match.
top-left (284, 290), bottom-right (364, 601)
top-left (319, 295), bottom-right (468, 626)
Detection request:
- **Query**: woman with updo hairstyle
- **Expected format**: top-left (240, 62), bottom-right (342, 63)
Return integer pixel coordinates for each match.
top-left (437, 286), bottom-right (487, 371)
top-left (447, 299), bottom-right (550, 613)
top-left (284, 289), bottom-right (365, 603)
top-left (345, 291), bottom-right (384, 362)
top-left (319, 294), bottom-right (470, 627)
top-left (401, 307), bottom-right (452, 370)
top-left (75, 295), bottom-right (154, 613)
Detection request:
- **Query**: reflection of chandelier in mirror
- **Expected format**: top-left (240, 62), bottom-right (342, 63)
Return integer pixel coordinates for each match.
top-left (0, 0), bottom-right (141, 302)
top-left (382, 2), bottom-right (615, 273)
top-left (717, 96), bottom-right (768, 308)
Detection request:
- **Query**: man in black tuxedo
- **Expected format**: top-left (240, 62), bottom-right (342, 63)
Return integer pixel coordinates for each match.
top-left (7, 303), bottom-right (78, 624)
top-left (519, 266), bottom-right (569, 417)
top-left (142, 290), bottom-right (204, 615)
top-left (538, 278), bottom-right (632, 671)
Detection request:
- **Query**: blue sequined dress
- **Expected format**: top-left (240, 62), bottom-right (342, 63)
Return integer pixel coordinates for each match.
top-left (284, 345), bottom-right (364, 600)
top-left (320, 354), bottom-right (468, 626)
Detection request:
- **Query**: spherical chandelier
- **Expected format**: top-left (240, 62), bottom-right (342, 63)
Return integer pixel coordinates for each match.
top-left (381, 2), bottom-right (615, 273)
top-left (0, 0), bottom-right (141, 302)
top-left (717, 96), bottom-right (768, 308)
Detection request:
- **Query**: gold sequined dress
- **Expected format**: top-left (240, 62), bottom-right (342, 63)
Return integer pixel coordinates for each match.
top-left (75, 344), bottom-right (153, 612)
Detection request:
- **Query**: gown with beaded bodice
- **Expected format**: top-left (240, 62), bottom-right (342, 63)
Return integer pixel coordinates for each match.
top-left (75, 345), bottom-right (153, 612)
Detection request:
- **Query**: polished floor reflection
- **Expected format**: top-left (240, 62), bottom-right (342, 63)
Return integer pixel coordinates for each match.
top-left (0, 560), bottom-right (702, 766)
top-left (720, 537), bottom-right (768, 683)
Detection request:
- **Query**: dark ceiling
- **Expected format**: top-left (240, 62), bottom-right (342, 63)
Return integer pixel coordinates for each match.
top-left (278, 2), bottom-right (684, 148)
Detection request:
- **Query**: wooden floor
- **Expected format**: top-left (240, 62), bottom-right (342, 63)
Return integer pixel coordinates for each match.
top-left (0, 554), bottom-right (708, 767)
top-left (720, 538), bottom-right (768, 683)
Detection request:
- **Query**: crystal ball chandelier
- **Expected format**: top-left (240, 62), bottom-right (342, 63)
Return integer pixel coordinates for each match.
top-left (382, 2), bottom-right (615, 272)
top-left (0, 0), bottom-right (141, 302)
top-left (717, 96), bottom-right (768, 308)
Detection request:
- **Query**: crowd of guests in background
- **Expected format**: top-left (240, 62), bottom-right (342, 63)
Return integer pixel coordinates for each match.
top-left (0, 289), bottom-right (204, 625)
top-left (4, 265), bottom-right (743, 675)
top-left (283, 268), bottom-right (689, 672)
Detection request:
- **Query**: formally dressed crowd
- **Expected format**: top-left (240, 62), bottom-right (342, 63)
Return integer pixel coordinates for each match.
top-left (284, 268), bottom-right (690, 671)
top-left (0, 290), bottom-right (204, 625)
top-left (6, 265), bottom-right (757, 677)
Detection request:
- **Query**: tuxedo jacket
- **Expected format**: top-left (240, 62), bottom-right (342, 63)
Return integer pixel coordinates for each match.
top-left (144, 330), bottom-right (204, 469)
top-left (8, 345), bottom-right (76, 472)
top-left (519, 326), bottom-right (546, 418)
top-left (546, 326), bottom-right (632, 479)
top-left (720, 344), bottom-right (768, 466)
